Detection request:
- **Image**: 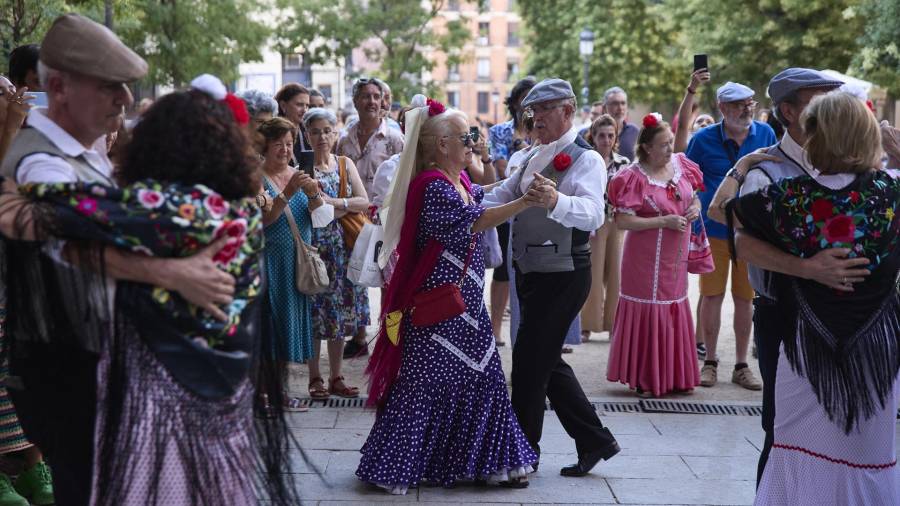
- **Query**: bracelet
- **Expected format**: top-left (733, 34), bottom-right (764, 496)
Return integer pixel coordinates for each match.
top-left (725, 168), bottom-right (746, 185)
top-left (342, 198), bottom-right (348, 210)
top-left (481, 158), bottom-right (492, 164)
top-left (686, 87), bottom-right (696, 94)
top-left (307, 192), bottom-right (320, 200)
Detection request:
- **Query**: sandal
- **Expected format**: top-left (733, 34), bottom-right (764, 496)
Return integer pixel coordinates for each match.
top-left (561, 346), bottom-right (574, 354)
top-left (495, 338), bottom-right (506, 347)
top-left (308, 377), bottom-right (330, 399)
top-left (284, 396), bottom-right (309, 412)
top-left (328, 376), bottom-right (359, 398)
top-left (581, 331), bottom-right (591, 343)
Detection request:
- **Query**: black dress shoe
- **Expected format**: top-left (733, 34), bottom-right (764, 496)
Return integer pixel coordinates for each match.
top-left (342, 340), bottom-right (368, 359)
top-left (560, 442), bottom-right (621, 477)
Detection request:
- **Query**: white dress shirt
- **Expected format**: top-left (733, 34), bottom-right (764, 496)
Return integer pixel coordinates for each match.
top-left (17, 108), bottom-right (114, 185)
top-left (371, 153), bottom-right (400, 209)
top-left (483, 126), bottom-right (607, 231)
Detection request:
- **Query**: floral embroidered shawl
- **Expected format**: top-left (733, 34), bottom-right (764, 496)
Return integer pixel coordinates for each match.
top-left (734, 170), bottom-right (900, 433)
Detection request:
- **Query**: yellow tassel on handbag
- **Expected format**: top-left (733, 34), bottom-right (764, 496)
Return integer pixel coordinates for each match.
top-left (385, 311), bottom-right (403, 346)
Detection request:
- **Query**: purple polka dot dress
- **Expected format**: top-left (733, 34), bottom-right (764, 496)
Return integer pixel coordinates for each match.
top-left (356, 179), bottom-right (537, 494)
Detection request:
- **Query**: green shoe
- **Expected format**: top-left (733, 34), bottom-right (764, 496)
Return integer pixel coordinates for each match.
top-left (0, 474), bottom-right (28, 506)
top-left (14, 461), bottom-right (54, 506)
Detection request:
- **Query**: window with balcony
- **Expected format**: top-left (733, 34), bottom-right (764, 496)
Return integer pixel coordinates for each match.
top-left (447, 91), bottom-right (460, 108)
top-left (477, 91), bottom-right (490, 114)
top-left (448, 63), bottom-right (460, 82)
top-left (506, 60), bottom-right (519, 81)
top-left (476, 58), bottom-right (490, 80)
top-left (507, 22), bottom-right (519, 46)
top-left (477, 22), bottom-right (490, 46)
top-left (282, 53), bottom-right (303, 69)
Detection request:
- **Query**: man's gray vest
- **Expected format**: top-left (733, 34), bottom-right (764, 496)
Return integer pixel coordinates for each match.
top-left (742, 142), bottom-right (811, 298)
top-left (511, 138), bottom-right (594, 274)
top-left (1, 127), bottom-right (114, 185)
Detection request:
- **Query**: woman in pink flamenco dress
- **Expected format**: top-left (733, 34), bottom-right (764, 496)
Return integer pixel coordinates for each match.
top-left (606, 115), bottom-right (703, 397)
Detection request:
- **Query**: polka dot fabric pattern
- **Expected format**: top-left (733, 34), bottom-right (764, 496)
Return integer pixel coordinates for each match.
top-left (311, 168), bottom-right (370, 339)
top-left (356, 179), bottom-right (537, 493)
top-left (263, 180), bottom-right (315, 362)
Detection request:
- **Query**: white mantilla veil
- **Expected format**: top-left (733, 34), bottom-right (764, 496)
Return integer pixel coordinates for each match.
top-left (377, 94), bottom-right (428, 268)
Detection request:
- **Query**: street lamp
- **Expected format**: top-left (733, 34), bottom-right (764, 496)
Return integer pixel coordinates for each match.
top-left (491, 88), bottom-right (501, 124)
top-left (579, 28), bottom-right (595, 108)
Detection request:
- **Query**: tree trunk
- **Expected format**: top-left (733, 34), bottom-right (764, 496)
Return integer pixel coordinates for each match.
top-left (884, 92), bottom-right (897, 125)
top-left (105, 0), bottom-right (114, 30)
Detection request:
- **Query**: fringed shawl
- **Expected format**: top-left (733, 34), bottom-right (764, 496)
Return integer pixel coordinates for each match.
top-left (365, 170), bottom-right (472, 408)
top-left (734, 170), bottom-right (900, 433)
top-left (1, 180), bottom-right (301, 505)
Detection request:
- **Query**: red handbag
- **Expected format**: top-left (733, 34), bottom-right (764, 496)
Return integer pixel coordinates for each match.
top-left (411, 235), bottom-right (476, 327)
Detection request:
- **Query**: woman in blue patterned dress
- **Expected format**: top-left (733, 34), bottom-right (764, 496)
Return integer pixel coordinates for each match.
top-left (358, 100), bottom-right (539, 493)
top-left (302, 108), bottom-right (370, 399)
top-left (257, 117), bottom-right (333, 410)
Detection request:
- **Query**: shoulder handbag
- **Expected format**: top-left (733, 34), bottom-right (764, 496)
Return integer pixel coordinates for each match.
top-left (264, 175), bottom-right (330, 295)
top-left (411, 235), bottom-right (476, 327)
top-left (337, 156), bottom-right (370, 250)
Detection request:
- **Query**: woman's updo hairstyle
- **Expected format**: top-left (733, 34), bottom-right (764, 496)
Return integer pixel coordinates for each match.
top-left (803, 91), bottom-right (881, 175)
top-left (415, 106), bottom-right (468, 173)
top-left (635, 113), bottom-right (671, 163)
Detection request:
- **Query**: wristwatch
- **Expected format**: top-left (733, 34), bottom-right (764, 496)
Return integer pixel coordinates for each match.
top-left (726, 168), bottom-right (746, 185)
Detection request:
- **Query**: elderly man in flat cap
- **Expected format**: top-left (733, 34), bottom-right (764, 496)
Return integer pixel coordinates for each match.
top-left (0, 14), bottom-right (237, 506)
top-left (484, 78), bottom-right (620, 477)
top-left (685, 81), bottom-right (776, 392)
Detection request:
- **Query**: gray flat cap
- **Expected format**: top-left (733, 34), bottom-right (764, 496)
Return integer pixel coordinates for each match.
top-left (716, 82), bottom-right (755, 103)
top-left (41, 14), bottom-right (147, 83)
top-left (521, 78), bottom-right (575, 108)
top-left (767, 68), bottom-right (843, 105)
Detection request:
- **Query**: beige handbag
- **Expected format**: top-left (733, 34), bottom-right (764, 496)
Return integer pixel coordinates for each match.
top-left (264, 175), bottom-right (330, 295)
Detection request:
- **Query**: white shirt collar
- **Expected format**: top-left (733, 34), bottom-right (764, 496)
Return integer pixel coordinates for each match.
top-left (27, 108), bottom-right (106, 158)
top-left (780, 131), bottom-right (817, 176)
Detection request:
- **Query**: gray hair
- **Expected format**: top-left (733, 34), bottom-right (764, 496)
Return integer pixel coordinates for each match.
top-left (351, 77), bottom-right (386, 101)
top-left (603, 86), bottom-right (627, 104)
top-left (302, 107), bottom-right (337, 129)
top-left (237, 89), bottom-right (278, 118)
top-left (37, 60), bottom-right (58, 89)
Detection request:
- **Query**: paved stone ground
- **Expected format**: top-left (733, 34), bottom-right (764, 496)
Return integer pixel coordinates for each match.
top-left (284, 275), bottom-right (784, 504)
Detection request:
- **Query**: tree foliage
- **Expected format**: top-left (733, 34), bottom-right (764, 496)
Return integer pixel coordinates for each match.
top-left (854, 0), bottom-right (900, 95)
top-left (518, 0), bottom-right (685, 110)
top-left (275, 0), bottom-right (470, 101)
top-left (119, 0), bottom-right (269, 88)
top-left (670, 0), bottom-right (864, 100)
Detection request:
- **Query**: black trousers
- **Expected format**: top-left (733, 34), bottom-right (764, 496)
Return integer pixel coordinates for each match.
top-left (9, 343), bottom-right (98, 506)
top-left (753, 298), bottom-right (782, 487)
top-left (512, 267), bottom-right (617, 457)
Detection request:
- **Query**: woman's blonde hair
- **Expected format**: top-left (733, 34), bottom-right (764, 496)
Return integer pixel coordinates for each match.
top-left (415, 108), bottom-right (469, 173)
top-left (803, 92), bottom-right (882, 174)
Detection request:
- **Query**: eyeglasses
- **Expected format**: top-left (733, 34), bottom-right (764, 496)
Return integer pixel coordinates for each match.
top-left (728, 100), bottom-right (758, 110)
top-left (524, 103), bottom-right (565, 116)
top-left (445, 132), bottom-right (475, 146)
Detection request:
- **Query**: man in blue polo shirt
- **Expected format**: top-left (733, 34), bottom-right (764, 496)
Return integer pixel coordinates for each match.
top-left (686, 82), bottom-right (776, 390)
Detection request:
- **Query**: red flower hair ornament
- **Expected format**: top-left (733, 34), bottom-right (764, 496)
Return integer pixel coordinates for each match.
top-left (642, 112), bottom-right (663, 129)
top-left (426, 98), bottom-right (446, 116)
top-left (190, 74), bottom-right (249, 126)
top-left (553, 152), bottom-right (572, 171)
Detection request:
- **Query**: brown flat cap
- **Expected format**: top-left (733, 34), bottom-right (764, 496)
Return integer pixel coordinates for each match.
top-left (40, 14), bottom-right (147, 83)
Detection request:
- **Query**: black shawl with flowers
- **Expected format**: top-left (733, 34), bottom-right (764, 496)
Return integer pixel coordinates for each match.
top-left (1, 180), bottom-right (300, 505)
top-left (734, 170), bottom-right (900, 433)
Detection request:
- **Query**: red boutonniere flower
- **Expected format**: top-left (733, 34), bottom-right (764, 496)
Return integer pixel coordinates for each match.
top-left (553, 152), bottom-right (572, 171)
top-left (426, 98), bottom-right (446, 116)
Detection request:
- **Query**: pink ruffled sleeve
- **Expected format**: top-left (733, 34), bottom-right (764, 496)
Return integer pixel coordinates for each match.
top-left (676, 153), bottom-right (705, 192)
top-left (607, 165), bottom-right (644, 216)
